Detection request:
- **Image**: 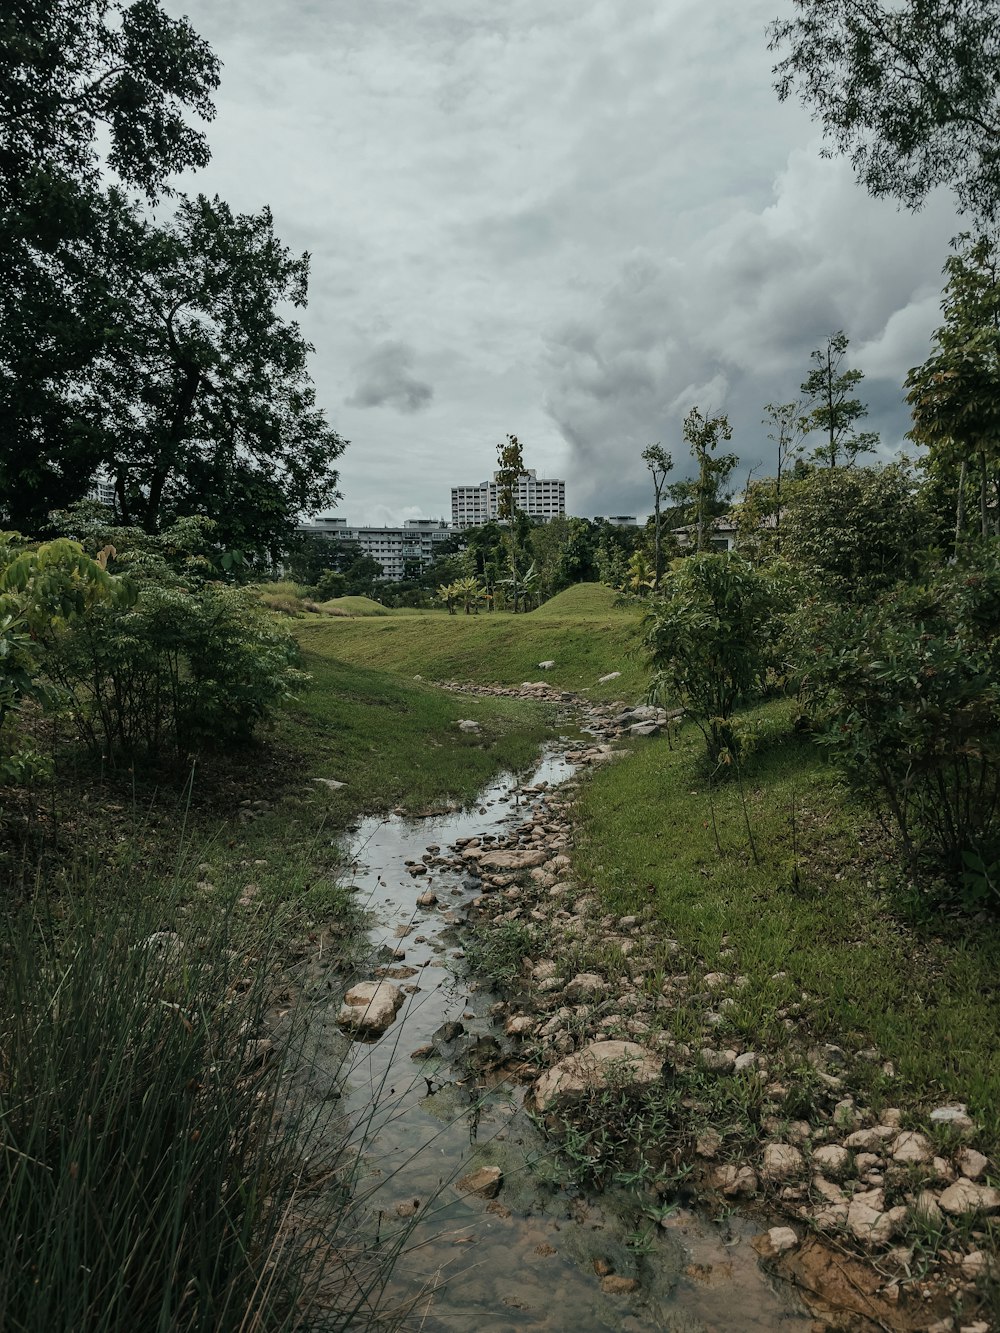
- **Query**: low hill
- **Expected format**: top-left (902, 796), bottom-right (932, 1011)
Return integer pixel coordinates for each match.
top-left (296, 582), bottom-right (645, 699)
top-left (318, 595), bottom-right (391, 616)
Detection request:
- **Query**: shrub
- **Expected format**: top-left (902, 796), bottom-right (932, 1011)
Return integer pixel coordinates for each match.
top-left (43, 580), bottom-right (307, 763)
top-left (644, 554), bottom-right (783, 762)
top-left (801, 547), bottom-right (1000, 898)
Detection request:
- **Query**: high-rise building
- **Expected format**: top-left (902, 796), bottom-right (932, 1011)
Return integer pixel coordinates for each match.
top-left (451, 470), bottom-right (566, 527)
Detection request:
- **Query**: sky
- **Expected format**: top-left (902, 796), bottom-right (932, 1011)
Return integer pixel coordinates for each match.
top-left (164, 0), bottom-right (961, 525)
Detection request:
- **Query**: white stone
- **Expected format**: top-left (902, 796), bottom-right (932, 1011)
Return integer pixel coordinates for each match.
top-left (891, 1130), bottom-right (933, 1164)
top-left (765, 1226), bottom-right (799, 1256)
top-left (812, 1144), bottom-right (851, 1179)
top-left (337, 980), bottom-right (405, 1036)
top-left (956, 1148), bottom-right (989, 1181)
top-left (847, 1189), bottom-right (907, 1246)
top-left (930, 1104), bottom-right (976, 1135)
top-left (531, 1040), bottom-right (663, 1112)
top-left (564, 972), bottom-right (607, 1002)
top-left (762, 1143), bottom-right (804, 1181)
top-left (938, 1178), bottom-right (1000, 1216)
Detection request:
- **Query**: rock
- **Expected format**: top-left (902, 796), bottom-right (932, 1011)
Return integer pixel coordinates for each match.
top-left (891, 1130), bottom-right (933, 1164)
top-left (961, 1250), bottom-right (991, 1280)
top-left (812, 1144), bottom-right (851, 1180)
top-left (416, 890), bottom-right (438, 907)
top-left (734, 1051), bottom-right (760, 1073)
top-left (337, 981), bottom-right (405, 1037)
top-left (433, 1020), bottom-right (465, 1045)
top-left (753, 1226), bottom-right (800, 1259)
top-left (938, 1178), bottom-right (1000, 1216)
top-left (812, 1175), bottom-right (845, 1204)
top-left (505, 1014), bottom-right (536, 1037)
top-left (696, 1129), bottom-right (723, 1159)
top-left (629, 722), bottom-right (660, 737)
top-left (478, 848), bottom-right (550, 871)
top-left (531, 1040), bottom-right (664, 1112)
top-left (564, 972), bottom-right (607, 1002)
top-left (813, 1202), bottom-right (849, 1231)
top-left (394, 1199), bottom-right (420, 1218)
top-left (313, 777), bottom-right (345, 790)
top-left (930, 1104), bottom-right (976, 1136)
top-left (847, 1189), bottom-right (907, 1246)
top-left (700, 1047), bottom-right (737, 1074)
top-left (456, 719), bottom-right (481, 732)
top-left (537, 660), bottom-right (555, 670)
top-left (597, 672), bottom-right (621, 683)
top-left (762, 1143), bottom-right (805, 1181)
top-left (456, 1165), bottom-right (503, 1199)
top-left (710, 1164), bottom-right (759, 1198)
top-left (956, 1147), bottom-right (989, 1180)
top-left (600, 1275), bottom-right (638, 1295)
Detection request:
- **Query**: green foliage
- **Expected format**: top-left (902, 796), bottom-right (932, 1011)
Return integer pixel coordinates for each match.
top-left (645, 553), bottom-right (781, 761)
top-left (641, 443), bottom-right (673, 586)
top-left (799, 331), bottom-right (878, 467)
top-left (906, 232), bottom-right (1000, 546)
top-left (670, 408), bottom-right (737, 552)
top-left (775, 463), bottom-right (930, 597)
top-left (0, 534), bottom-right (131, 780)
top-left (43, 581), bottom-right (306, 763)
top-left (768, 0), bottom-right (1000, 222)
top-left (1, 1), bottom-right (220, 532)
top-left (800, 547), bottom-right (1000, 890)
top-left (0, 890), bottom-right (368, 1332)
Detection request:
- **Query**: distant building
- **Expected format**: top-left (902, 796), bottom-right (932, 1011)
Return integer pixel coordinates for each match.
top-left (299, 516), bottom-right (454, 582)
top-left (451, 470), bottom-right (566, 527)
top-left (89, 473), bottom-right (116, 507)
top-left (672, 515), bottom-right (738, 552)
top-left (605, 515), bottom-right (638, 526)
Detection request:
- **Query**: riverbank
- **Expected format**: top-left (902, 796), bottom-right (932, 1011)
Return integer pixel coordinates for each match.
top-left (451, 684), bottom-right (997, 1332)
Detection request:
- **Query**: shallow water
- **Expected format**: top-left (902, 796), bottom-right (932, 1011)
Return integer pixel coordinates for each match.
top-left (332, 747), bottom-right (813, 1332)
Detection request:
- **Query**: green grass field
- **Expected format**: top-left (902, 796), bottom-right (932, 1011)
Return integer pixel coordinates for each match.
top-left (297, 583), bottom-right (648, 700)
top-left (317, 595), bottom-right (391, 616)
top-left (572, 701), bottom-right (1000, 1150)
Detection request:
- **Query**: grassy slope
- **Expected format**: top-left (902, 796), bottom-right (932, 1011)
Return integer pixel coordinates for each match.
top-left (296, 583), bottom-right (647, 700)
top-left (317, 595), bottom-right (391, 616)
top-left (572, 702), bottom-right (1000, 1150)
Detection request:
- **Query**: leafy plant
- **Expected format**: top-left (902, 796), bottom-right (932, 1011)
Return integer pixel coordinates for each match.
top-left (645, 553), bottom-right (782, 761)
top-left (800, 547), bottom-right (1000, 890)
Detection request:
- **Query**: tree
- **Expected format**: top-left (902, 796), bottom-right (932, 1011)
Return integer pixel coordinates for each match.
top-left (495, 434), bottom-right (526, 611)
top-left (86, 193), bottom-right (345, 557)
top-left (780, 462), bottom-right (929, 596)
top-left (768, 0), bottom-right (1000, 222)
top-left (1, 1), bottom-right (221, 530)
top-left (762, 400), bottom-right (807, 548)
top-left (680, 408), bottom-right (737, 552)
top-left (641, 443), bottom-right (673, 587)
top-left (906, 232), bottom-right (1000, 547)
top-left (800, 332), bottom-right (878, 468)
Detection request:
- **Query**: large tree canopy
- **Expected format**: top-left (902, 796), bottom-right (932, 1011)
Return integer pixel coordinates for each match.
top-left (1, 0), bottom-right (221, 530)
top-left (90, 193), bottom-right (345, 554)
top-left (769, 0), bottom-right (1000, 221)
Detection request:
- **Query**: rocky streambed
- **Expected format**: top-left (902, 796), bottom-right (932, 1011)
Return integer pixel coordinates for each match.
top-left (322, 684), bottom-right (996, 1332)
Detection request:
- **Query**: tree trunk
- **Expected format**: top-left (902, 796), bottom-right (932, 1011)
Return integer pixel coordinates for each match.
top-left (980, 450), bottom-right (989, 539)
top-left (955, 458), bottom-right (968, 558)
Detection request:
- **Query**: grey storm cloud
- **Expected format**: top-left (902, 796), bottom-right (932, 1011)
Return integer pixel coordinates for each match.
top-left (347, 342), bottom-right (434, 414)
top-left (163, 0), bottom-right (964, 523)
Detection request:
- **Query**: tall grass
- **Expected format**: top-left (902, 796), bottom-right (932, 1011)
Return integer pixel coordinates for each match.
top-left (0, 883), bottom-right (403, 1332)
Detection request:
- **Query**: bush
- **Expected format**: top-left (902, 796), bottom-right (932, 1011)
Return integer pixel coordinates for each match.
top-left (644, 553), bottom-right (783, 762)
top-left (801, 547), bottom-right (1000, 899)
top-left (43, 580), bottom-right (307, 763)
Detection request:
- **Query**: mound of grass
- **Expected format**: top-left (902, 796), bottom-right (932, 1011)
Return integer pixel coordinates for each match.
top-left (318, 595), bottom-right (391, 616)
top-left (528, 582), bottom-right (631, 618)
top-left (572, 700), bottom-right (1000, 1151)
top-left (295, 583), bottom-right (646, 699)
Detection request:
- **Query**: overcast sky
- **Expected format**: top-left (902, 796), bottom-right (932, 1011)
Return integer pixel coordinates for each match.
top-left (165, 0), bottom-right (960, 525)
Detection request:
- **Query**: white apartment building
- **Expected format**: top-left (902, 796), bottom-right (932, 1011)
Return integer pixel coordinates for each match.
top-left (451, 470), bottom-right (566, 528)
top-left (299, 516), bottom-right (453, 581)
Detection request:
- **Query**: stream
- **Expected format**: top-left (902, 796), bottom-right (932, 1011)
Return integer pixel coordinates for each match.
top-left (327, 742), bottom-right (814, 1331)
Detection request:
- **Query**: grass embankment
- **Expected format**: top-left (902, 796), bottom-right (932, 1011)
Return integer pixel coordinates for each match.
top-left (296, 582), bottom-right (647, 700)
top-left (318, 595), bottom-right (391, 616)
top-left (572, 700), bottom-right (1000, 1154)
